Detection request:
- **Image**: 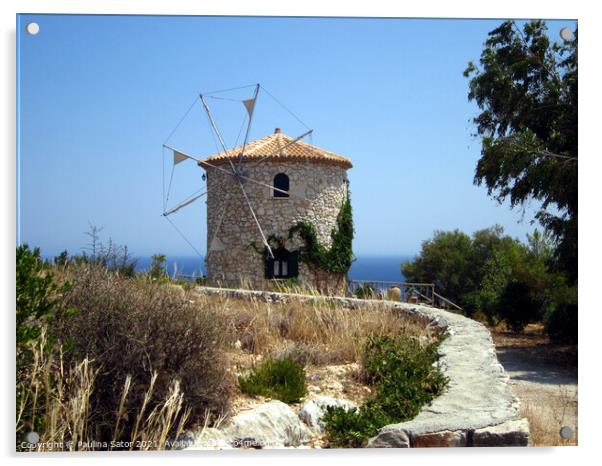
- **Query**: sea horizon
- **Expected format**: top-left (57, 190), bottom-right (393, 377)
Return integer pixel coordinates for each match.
top-left (133, 254), bottom-right (413, 283)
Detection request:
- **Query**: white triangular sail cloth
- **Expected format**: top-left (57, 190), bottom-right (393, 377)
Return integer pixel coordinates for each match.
top-left (242, 98), bottom-right (256, 118)
top-left (173, 150), bottom-right (191, 165)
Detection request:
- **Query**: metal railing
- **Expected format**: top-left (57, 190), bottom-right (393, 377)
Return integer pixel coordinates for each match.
top-left (348, 279), bottom-right (463, 312)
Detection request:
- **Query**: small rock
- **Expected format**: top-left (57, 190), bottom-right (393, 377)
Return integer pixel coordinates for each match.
top-left (325, 381), bottom-right (343, 391)
top-left (367, 429), bottom-right (410, 448)
top-left (225, 400), bottom-right (313, 448)
top-left (298, 396), bottom-right (356, 433)
top-left (308, 385), bottom-right (322, 393)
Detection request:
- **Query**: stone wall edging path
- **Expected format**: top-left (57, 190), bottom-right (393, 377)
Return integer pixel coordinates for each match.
top-left (194, 286), bottom-right (530, 447)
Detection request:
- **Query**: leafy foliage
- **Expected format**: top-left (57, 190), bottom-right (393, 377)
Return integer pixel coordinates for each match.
top-left (288, 195), bottom-right (354, 274)
top-left (465, 20), bottom-right (577, 283)
top-left (403, 226), bottom-right (574, 334)
top-left (16, 245), bottom-right (75, 440)
top-left (403, 229), bottom-right (476, 306)
top-left (16, 244), bottom-right (74, 346)
top-left (149, 253), bottom-right (168, 281)
top-left (353, 282), bottom-right (376, 299)
top-left (545, 302), bottom-right (578, 344)
top-left (322, 334), bottom-right (447, 447)
top-left (238, 357), bottom-right (307, 404)
top-left (497, 280), bottom-right (540, 332)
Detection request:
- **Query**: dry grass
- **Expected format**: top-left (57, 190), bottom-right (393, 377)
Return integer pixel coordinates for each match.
top-left (519, 383), bottom-right (578, 446)
top-left (16, 328), bottom-right (189, 451)
top-left (191, 292), bottom-right (436, 367)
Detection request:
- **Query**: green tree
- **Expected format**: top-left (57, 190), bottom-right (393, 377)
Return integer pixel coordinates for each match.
top-left (403, 226), bottom-right (566, 331)
top-left (403, 226), bottom-right (516, 313)
top-left (464, 20), bottom-right (577, 283)
top-left (149, 253), bottom-right (167, 280)
top-left (403, 230), bottom-right (474, 306)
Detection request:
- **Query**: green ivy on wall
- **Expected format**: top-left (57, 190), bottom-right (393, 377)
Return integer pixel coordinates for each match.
top-left (288, 195), bottom-right (354, 274)
top-left (248, 195), bottom-right (354, 275)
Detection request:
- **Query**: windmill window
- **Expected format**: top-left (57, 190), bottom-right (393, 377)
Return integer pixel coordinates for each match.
top-left (266, 247), bottom-right (298, 279)
top-left (273, 173), bottom-right (290, 198)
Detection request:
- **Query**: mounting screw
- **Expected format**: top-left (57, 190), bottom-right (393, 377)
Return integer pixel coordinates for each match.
top-left (560, 426), bottom-right (573, 439)
top-left (26, 22), bottom-right (40, 35)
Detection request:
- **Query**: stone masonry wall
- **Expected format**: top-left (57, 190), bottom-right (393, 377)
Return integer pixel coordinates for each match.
top-left (205, 160), bottom-right (349, 291)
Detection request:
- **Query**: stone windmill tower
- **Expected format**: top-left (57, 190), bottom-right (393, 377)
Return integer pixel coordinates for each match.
top-left (199, 128), bottom-right (353, 292)
top-left (162, 84), bottom-right (353, 293)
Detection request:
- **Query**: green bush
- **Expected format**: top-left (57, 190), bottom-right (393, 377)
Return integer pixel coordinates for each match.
top-left (497, 280), bottom-right (540, 332)
top-left (322, 334), bottom-right (447, 447)
top-left (16, 244), bottom-right (74, 346)
top-left (545, 302), bottom-right (578, 344)
top-left (321, 404), bottom-right (390, 448)
top-left (149, 253), bottom-right (168, 281)
top-left (353, 283), bottom-right (376, 299)
top-left (403, 227), bottom-right (576, 334)
top-left (16, 245), bottom-right (75, 441)
top-left (239, 357), bottom-right (307, 404)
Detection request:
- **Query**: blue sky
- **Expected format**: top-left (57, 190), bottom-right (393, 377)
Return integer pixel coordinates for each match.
top-left (16, 15), bottom-right (575, 258)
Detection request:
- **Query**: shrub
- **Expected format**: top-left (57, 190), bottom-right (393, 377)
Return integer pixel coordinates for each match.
top-left (321, 404), bottom-right (390, 448)
top-left (402, 227), bottom-right (574, 331)
top-left (149, 253), bottom-right (168, 281)
top-left (16, 245), bottom-right (76, 441)
top-left (497, 280), bottom-right (540, 332)
top-left (55, 263), bottom-right (231, 442)
top-left (545, 303), bottom-right (578, 344)
top-left (238, 357), bottom-right (307, 404)
top-left (353, 283), bottom-right (376, 299)
top-left (16, 244), bottom-right (74, 346)
top-left (322, 334), bottom-right (447, 447)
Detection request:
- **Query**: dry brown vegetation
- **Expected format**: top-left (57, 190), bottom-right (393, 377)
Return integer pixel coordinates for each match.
top-left (19, 262), bottom-right (432, 450)
top-left (192, 291), bottom-right (437, 415)
top-left (17, 328), bottom-right (190, 451)
top-left (520, 384), bottom-right (577, 446)
top-left (201, 292), bottom-right (436, 366)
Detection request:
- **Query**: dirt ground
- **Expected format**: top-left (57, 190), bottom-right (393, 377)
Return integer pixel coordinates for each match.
top-left (491, 324), bottom-right (578, 446)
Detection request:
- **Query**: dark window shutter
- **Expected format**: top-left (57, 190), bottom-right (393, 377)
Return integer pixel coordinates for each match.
top-left (265, 256), bottom-right (275, 279)
top-left (288, 250), bottom-right (299, 277)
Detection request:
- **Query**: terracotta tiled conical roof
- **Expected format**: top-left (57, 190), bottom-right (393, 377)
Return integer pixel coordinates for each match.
top-left (198, 128), bottom-right (352, 169)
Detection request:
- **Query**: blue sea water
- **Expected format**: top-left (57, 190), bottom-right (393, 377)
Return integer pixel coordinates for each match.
top-left (135, 255), bottom-right (412, 283)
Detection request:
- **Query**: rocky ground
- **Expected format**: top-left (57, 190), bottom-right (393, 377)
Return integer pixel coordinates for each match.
top-left (215, 354), bottom-right (372, 449)
top-left (491, 324), bottom-right (578, 446)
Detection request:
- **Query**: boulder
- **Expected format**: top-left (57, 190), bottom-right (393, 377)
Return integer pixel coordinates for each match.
top-left (298, 396), bottom-right (356, 433)
top-left (224, 400), bottom-right (313, 448)
top-left (366, 429), bottom-right (410, 448)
